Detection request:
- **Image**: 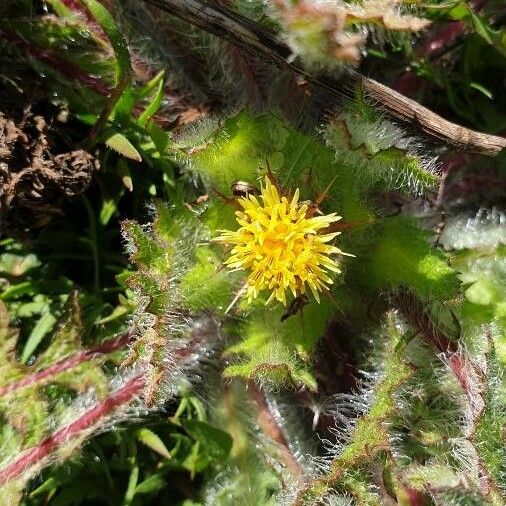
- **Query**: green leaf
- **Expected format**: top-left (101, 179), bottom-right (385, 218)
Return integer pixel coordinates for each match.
top-left (0, 281), bottom-right (37, 301)
top-left (99, 196), bottom-right (120, 226)
top-left (79, 0), bottom-right (131, 83)
top-left (447, 3), bottom-right (469, 21)
top-left (470, 12), bottom-right (494, 45)
top-left (124, 464), bottom-right (139, 505)
top-left (112, 84), bottom-right (137, 123)
top-left (95, 304), bottom-right (130, 325)
top-left (469, 82), bottom-right (493, 99)
top-left (0, 253), bottom-right (40, 276)
top-left (29, 477), bottom-right (58, 497)
top-left (52, 484), bottom-right (95, 506)
top-left (44, 0), bottom-right (73, 16)
top-left (358, 217), bottom-right (458, 301)
top-left (180, 246), bottom-right (239, 314)
top-left (187, 111), bottom-right (285, 193)
top-left (136, 428), bottom-right (171, 459)
top-left (20, 311), bottom-right (57, 364)
top-left (37, 291), bottom-right (82, 366)
top-left (14, 299), bottom-right (50, 318)
top-left (138, 72), bottom-right (165, 127)
top-left (182, 420), bottom-right (233, 463)
top-left (366, 48), bottom-right (387, 59)
top-left (135, 474), bottom-right (166, 495)
top-left (149, 121), bottom-right (170, 154)
top-left (136, 70), bottom-right (165, 100)
top-left (465, 279), bottom-right (500, 306)
top-left (105, 133), bottom-right (142, 162)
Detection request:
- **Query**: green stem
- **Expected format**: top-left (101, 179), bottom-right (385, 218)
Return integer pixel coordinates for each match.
top-left (296, 313), bottom-right (414, 504)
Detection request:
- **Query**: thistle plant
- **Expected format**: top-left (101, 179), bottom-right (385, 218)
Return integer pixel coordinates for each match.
top-left (0, 0), bottom-right (505, 505)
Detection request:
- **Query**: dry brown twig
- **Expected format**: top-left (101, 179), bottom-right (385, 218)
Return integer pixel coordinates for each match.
top-left (139, 0), bottom-right (506, 156)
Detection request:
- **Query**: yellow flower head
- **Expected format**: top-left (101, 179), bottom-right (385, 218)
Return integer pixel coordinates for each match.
top-left (215, 176), bottom-right (351, 306)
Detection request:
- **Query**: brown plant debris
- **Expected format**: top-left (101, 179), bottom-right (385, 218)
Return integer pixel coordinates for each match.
top-left (0, 103), bottom-right (99, 235)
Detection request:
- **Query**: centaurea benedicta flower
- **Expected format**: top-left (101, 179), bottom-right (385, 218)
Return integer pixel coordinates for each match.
top-left (214, 177), bottom-right (352, 305)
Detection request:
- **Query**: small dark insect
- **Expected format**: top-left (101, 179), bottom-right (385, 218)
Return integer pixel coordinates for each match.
top-left (281, 294), bottom-right (309, 322)
top-left (231, 180), bottom-right (260, 198)
top-left (303, 174), bottom-right (338, 219)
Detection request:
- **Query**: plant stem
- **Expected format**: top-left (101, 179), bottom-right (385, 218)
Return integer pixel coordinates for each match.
top-left (396, 291), bottom-right (499, 497)
top-left (0, 374), bottom-right (144, 486)
top-left (0, 332), bottom-right (133, 397)
top-left (138, 0), bottom-right (506, 156)
top-left (247, 381), bottom-right (305, 482)
top-left (295, 314), bottom-right (413, 503)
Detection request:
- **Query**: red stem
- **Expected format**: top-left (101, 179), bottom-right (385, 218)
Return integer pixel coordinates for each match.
top-left (396, 292), bottom-right (496, 494)
top-left (0, 338), bottom-right (206, 485)
top-left (396, 292), bottom-right (485, 418)
top-left (0, 332), bottom-right (133, 397)
top-left (0, 374), bottom-right (144, 485)
top-left (248, 381), bottom-right (304, 481)
top-left (396, 291), bottom-right (456, 354)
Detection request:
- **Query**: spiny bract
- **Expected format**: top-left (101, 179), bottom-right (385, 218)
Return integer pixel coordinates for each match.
top-left (215, 176), bottom-right (351, 305)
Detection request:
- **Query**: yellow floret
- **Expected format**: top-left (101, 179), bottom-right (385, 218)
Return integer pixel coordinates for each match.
top-left (215, 176), bottom-right (351, 305)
